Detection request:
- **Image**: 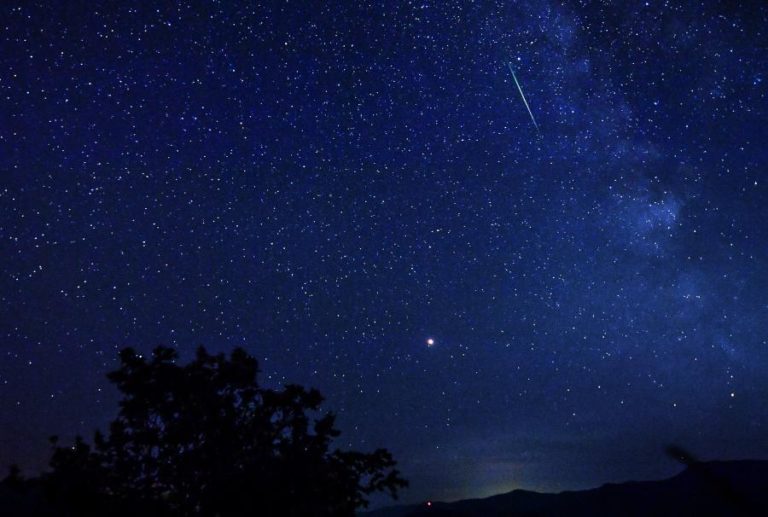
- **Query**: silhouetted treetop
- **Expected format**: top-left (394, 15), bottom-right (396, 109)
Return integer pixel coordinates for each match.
top-left (38, 346), bottom-right (407, 516)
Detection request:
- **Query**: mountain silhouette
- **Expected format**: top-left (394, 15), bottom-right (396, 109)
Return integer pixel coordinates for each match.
top-left (367, 460), bottom-right (768, 517)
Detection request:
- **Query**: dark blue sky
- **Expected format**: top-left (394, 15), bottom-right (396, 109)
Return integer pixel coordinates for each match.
top-left (2, 0), bottom-right (768, 505)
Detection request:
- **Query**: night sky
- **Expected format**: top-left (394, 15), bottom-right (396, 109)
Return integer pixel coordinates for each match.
top-left (2, 0), bottom-right (768, 506)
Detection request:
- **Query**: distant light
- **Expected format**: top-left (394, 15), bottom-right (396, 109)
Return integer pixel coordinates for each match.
top-left (426, 500), bottom-right (432, 507)
top-left (426, 338), bottom-right (435, 347)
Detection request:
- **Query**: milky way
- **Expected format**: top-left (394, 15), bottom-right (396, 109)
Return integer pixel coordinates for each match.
top-left (1, 1), bottom-right (767, 505)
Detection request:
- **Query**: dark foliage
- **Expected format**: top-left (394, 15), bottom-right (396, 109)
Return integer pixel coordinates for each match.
top-left (4, 346), bottom-right (406, 516)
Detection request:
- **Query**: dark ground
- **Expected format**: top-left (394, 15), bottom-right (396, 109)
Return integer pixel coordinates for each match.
top-left (366, 460), bottom-right (768, 517)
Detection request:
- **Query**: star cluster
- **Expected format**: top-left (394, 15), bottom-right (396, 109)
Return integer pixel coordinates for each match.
top-left (1, 0), bottom-right (767, 504)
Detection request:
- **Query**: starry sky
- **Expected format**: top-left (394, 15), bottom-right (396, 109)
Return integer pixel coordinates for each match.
top-left (2, 0), bottom-right (768, 506)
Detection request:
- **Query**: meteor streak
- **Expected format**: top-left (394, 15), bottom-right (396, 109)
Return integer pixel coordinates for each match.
top-left (507, 62), bottom-right (540, 133)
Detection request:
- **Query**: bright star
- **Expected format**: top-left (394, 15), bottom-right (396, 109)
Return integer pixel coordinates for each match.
top-left (426, 338), bottom-right (435, 347)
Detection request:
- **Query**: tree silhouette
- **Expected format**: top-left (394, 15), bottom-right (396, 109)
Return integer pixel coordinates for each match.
top-left (38, 346), bottom-right (407, 516)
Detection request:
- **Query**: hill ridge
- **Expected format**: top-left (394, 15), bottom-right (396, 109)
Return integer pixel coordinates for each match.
top-left (366, 459), bottom-right (768, 517)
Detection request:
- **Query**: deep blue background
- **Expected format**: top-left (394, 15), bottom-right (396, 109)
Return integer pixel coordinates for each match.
top-left (1, 0), bottom-right (767, 505)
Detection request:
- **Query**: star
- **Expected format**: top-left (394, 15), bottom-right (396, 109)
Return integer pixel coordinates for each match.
top-left (1, 0), bottom-right (766, 507)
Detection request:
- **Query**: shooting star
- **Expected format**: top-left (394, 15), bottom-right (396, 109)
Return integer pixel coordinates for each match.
top-left (507, 62), bottom-right (540, 133)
